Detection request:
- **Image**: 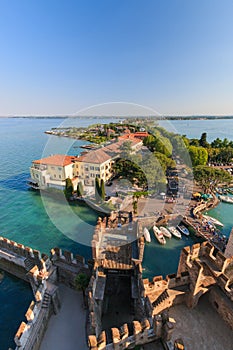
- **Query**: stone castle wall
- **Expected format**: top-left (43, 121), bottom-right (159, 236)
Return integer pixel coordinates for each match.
top-left (88, 313), bottom-right (176, 350)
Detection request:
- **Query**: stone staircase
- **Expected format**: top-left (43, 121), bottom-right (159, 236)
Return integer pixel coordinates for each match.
top-left (42, 292), bottom-right (51, 309)
top-left (152, 290), bottom-right (169, 308)
top-left (24, 257), bottom-right (43, 272)
top-left (24, 257), bottom-right (36, 272)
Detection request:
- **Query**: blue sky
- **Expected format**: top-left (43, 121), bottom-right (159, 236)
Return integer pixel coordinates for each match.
top-left (0, 0), bottom-right (233, 116)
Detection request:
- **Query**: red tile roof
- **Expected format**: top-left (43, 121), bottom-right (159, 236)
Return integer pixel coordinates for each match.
top-left (118, 134), bottom-right (143, 142)
top-left (33, 155), bottom-right (77, 167)
top-left (134, 132), bottom-right (149, 138)
top-left (77, 149), bottom-right (112, 164)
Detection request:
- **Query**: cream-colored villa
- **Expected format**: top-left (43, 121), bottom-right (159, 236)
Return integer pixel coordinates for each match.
top-left (28, 154), bottom-right (79, 190)
top-left (28, 138), bottom-right (142, 190)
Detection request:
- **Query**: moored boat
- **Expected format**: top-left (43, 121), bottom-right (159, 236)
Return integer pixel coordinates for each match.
top-left (168, 226), bottom-right (182, 239)
top-left (159, 226), bottom-right (172, 238)
top-left (202, 214), bottom-right (224, 227)
top-left (153, 225), bottom-right (166, 245)
top-left (143, 227), bottom-right (151, 243)
top-left (218, 195), bottom-right (233, 204)
top-left (177, 224), bottom-right (190, 236)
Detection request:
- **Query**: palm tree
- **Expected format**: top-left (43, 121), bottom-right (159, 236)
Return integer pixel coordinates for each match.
top-left (74, 273), bottom-right (90, 307)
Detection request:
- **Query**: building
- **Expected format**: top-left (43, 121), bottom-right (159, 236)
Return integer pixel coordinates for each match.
top-left (29, 154), bottom-right (78, 190)
top-left (29, 137), bottom-right (143, 190)
top-left (75, 149), bottom-right (115, 186)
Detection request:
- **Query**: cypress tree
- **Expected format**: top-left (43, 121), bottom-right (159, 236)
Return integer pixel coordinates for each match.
top-left (100, 179), bottom-right (105, 200)
top-left (95, 177), bottom-right (100, 202)
top-left (77, 182), bottom-right (84, 197)
top-left (64, 178), bottom-right (74, 199)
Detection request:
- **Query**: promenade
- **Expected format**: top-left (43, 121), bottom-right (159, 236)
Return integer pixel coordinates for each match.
top-left (40, 285), bottom-right (88, 350)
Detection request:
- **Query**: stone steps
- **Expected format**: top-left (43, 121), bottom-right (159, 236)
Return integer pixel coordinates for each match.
top-left (152, 290), bottom-right (169, 308)
top-left (42, 292), bottom-right (51, 309)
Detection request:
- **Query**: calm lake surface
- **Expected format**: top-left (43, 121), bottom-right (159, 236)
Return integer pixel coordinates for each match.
top-left (0, 117), bottom-right (233, 349)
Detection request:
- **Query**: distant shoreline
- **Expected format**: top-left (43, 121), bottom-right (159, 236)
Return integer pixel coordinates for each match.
top-left (1, 115), bottom-right (233, 120)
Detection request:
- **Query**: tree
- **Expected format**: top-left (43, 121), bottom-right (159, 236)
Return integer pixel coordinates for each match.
top-left (75, 273), bottom-right (90, 306)
top-left (77, 182), bottom-right (84, 197)
top-left (193, 166), bottom-right (232, 193)
top-left (119, 141), bottom-right (133, 158)
top-left (64, 178), bottom-right (74, 199)
top-left (100, 179), bottom-right (105, 200)
top-left (95, 177), bottom-right (101, 202)
top-left (199, 132), bottom-right (209, 148)
top-left (188, 146), bottom-right (208, 166)
top-left (132, 199), bottom-right (138, 214)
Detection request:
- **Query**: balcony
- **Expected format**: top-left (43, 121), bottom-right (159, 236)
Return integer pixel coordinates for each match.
top-left (31, 164), bottom-right (47, 171)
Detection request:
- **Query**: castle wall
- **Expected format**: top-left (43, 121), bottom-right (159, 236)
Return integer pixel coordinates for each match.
top-left (50, 248), bottom-right (89, 288)
top-left (225, 227), bottom-right (233, 258)
top-left (0, 257), bottom-right (29, 282)
top-left (208, 286), bottom-right (233, 331)
top-left (88, 314), bottom-right (176, 350)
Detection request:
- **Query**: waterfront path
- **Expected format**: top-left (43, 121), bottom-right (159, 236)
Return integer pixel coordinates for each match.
top-left (40, 285), bottom-right (88, 350)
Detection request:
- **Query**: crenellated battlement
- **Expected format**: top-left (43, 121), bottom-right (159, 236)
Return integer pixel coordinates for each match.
top-left (88, 313), bottom-right (175, 350)
top-left (50, 247), bottom-right (86, 266)
top-left (0, 236), bottom-right (41, 260)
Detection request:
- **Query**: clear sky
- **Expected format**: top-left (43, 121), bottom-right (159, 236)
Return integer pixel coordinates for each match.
top-left (0, 0), bottom-right (233, 116)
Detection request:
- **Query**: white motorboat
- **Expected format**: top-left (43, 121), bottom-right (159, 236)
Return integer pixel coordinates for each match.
top-left (159, 226), bottom-right (172, 238)
top-left (168, 226), bottom-right (182, 239)
top-left (218, 195), bottom-right (233, 205)
top-left (177, 224), bottom-right (190, 236)
top-left (153, 225), bottom-right (166, 245)
top-left (202, 214), bottom-right (224, 227)
top-left (143, 227), bottom-right (151, 243)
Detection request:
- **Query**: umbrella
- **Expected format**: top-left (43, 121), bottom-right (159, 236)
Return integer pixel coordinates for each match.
top-left (193, 192), bottom-right (201, 197)
top-left (201, 194), bottom-right (208, 200)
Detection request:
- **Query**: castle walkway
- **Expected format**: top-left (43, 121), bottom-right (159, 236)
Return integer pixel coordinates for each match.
top-left (40, 285), bottom-right (88, 350)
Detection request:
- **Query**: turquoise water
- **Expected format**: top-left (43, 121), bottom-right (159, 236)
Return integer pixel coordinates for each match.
top-left (0, 118), bottom-right (100, 349)
top-left (1, 117), bottom-right (233, 349)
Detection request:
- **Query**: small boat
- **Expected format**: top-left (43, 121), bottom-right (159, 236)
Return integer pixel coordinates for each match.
top-left (218, 195), bottom-right (233, 204)
top-left (177, 224), bottom-right (190, 236)
top-left (202, 214), bottom-right (224, 227)
top-left (168, 226), bottom-right (182, 239)
top-left (160, 226), bottom-right (172, 238)
top-left (143, 227), bottom-right (151, 243)
top-left (153, 225), bottom-right (166, 245)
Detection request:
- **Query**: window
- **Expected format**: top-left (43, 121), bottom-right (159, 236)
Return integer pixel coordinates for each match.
top-left (58, 167), bottom-right (62, 171)
top-left (96, 174), bottom-right (100, 178)
top-left (90, 166), bottom-right (94, 170)
top-left (51, 166), bottom-right (55, 170)
top-left (95, 167), bottom-right (100, 171)
top-left (85, 167), bottom-right (89, 172)
top-left (35, 174), bottom-right (39, 178)
top-left (54, 174), bottom-right (56, 178)
top-left (59, 175), bottom-right (61, 179)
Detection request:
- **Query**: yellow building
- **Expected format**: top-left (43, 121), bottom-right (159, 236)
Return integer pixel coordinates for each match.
top-left (75, 149), bottom-right (114, 186)
top-left (29, 154), bottom-right (78, 190)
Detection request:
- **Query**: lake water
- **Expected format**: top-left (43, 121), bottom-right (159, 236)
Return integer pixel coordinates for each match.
top-left (158, 118), bottom-right (233, 142)
top-left (0, 117), bottom-right (233, 349)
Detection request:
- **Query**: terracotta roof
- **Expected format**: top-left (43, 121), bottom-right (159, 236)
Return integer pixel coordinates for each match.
top-left (77, 149), bottom-right (112, 164)
top-left (118, 134), bottom-right (143, 142)
top-left (134, 132), bottom-right (149, 138)
top-left (33, 155), bottom-right (77, 167)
